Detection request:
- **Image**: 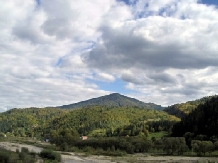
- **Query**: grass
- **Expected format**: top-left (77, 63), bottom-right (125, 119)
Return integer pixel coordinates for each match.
top-left (147, 131), bottom-right (168, 140)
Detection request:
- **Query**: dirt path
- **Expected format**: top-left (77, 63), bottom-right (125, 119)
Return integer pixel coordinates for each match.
top-left (0, 142), bottom-right (43, 153)
top-left (0, 142), bottom-right (98, 163)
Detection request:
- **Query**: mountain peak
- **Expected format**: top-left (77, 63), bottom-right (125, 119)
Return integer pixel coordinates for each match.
top-left (58, 93), bottom-right (163, 110)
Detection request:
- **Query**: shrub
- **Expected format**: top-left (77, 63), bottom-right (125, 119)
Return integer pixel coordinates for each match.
top-left (0, 151), bottom-right (10, 163)
top-left (39, 149), bottom-right (61, 162)
top-left (21, 147), bottom-right (29, 153)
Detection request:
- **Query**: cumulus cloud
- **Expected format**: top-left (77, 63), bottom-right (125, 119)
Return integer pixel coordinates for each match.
top-left (0, 0), bottom-right (218, 111)
top-left (0, 0), bottom-right (113, 111)
top-left (84, 0), bottom-right (218, 105)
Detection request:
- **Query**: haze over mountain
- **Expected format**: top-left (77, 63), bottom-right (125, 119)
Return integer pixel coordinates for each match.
top-left (58, 93), bottom-right (163, 110)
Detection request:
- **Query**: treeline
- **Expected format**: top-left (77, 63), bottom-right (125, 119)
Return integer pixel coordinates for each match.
top-left (49, 131), bottom-right (218, 156)
top-left (47, 126), bottom-right (218, 156)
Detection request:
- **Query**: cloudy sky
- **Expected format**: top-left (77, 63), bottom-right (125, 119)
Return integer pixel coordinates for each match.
top-left (1, 0), bottom-right (218, 111)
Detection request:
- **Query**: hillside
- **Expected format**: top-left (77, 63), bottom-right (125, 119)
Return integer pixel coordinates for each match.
top-left (163, 95), bottom-right (217, 118)
top-left (49, 105), bottom-right (179, 137)
top-left (171, 96), bottom-right (218, 137)
top-left (0, 108), bottom-right (68, 138)
top-left (58, 93), bottom-right (163, 110)
top-left (0, 106), bottom-right (178, 139)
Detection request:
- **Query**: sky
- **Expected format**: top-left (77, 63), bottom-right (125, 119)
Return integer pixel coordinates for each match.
top-left (0, 0), bottom-right (218, 112)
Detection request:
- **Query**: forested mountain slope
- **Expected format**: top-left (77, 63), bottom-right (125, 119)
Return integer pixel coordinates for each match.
top-left (0, 108), bottom-right (68, 138)
top-left (0, 106), bottom-right (179, 138)
top-left (171, 96), bottom-right (218, 138)
top-left (48, 106), bottom-right (179, 137)
top-left (58, 93), bottom-right (163, 110)
top-left (163, 95), bottom-right (217, 118)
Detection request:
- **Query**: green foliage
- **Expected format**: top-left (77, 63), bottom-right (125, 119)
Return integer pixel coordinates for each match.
top-left (183, 132), bottom-right (195, 148)
top-left (162, 137), bottom-right (188, 155)
top-left (0, 104), bottom-right (179, 143)
top-left (214, 140), bottom-right (218, 150)
top-left (58, 136), bottom-right (152, 154)
top-left (0, 108), bottom-right (68, 138)
top-left (0, 148), bottom-right (36, 163)
top-left (0, 93), bottom-right (180, 140)
top-left (49, 106), bottom-right (179, 137)
top-left (39, 149), bottom-right (61, 162)
top-left (164, 95), bottom-right (217, 118)
top-left (50, 128), bottom-right (80, 147)
top-left (171, 96), bottom-right (218, 138)
top-left (191, 140), bottom-right (214, 156)
top-left (0, 132), bottom-right (6, 137)
top-left (147, 131), bottom-right (167, 140)
top-left (0, 150), bottom-right (10, 163)
top-left (21, 147), bottom-right (29, 153)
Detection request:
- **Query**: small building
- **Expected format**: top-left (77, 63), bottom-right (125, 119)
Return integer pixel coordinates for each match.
top-left (81, 136), bottom-right (88, 140)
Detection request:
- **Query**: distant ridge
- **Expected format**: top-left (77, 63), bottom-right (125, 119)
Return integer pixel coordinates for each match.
top-left (58, 93), bottom-right (163, 110)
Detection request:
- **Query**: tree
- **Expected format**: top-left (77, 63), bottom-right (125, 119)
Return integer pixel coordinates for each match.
top-left (214, 140), bottom-right (218, 150)
top-left (163, 137), bottom-right (188, 155)
top-left (183, 132), bottom-right (194, 148)
top-left (191, 140), bottom-right (214, 156)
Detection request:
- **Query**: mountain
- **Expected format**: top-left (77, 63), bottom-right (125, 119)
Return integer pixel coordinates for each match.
top-left (171, 96), bottom-right (218, 138)
top-left (163, 95), bottom-right (217, 118)
top-left (58, 93), bottom-right (164, 110)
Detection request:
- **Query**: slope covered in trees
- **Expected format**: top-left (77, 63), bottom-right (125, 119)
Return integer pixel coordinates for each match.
top-left (0, 108), bottom-right (68, 138)
top-left (58, 93), bottom-right (164, 110)
top-left (163, 95), bottom-right (217, 118)
top-left (48, 106), bottom-right (179, 137)
top-left (0, 106), bottom-right (179, 139)
top-left (171, 96), bottom-right (218, 138)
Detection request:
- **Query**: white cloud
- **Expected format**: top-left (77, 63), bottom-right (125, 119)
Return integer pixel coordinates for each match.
top-left (0, 0), bottom-right (116, 111)
top-left (1, 0), bottom-right (218, 111)
top-left (95, 73), bottom-right (116, 82)
top-left (84, 0), bottom-right (218, 105)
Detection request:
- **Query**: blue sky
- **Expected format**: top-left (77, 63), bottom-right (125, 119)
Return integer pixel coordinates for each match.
top-left (120, 0), bottom-right (218, 6)
top-left (0, 0), bottom-right (218, 111)
top-left (201, 0), bottom-right (218, 6)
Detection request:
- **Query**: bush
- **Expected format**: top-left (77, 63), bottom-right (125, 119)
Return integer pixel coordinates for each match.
top-left (0, 151), bottom-right (10, 163)
top-left (191, 140), bottom-right (214, 156)
top-left (39, 149), bottom-right (61, 162)
top-left (163, 137), bottom-right (188, 155)
top-left (83, 146), bottom-right (94, 153)
top-left (21, 147), bottom-right (29, 153)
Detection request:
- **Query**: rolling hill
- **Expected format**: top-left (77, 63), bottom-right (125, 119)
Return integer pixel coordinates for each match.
top-left (58, 93), bottom-right (164, 110)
